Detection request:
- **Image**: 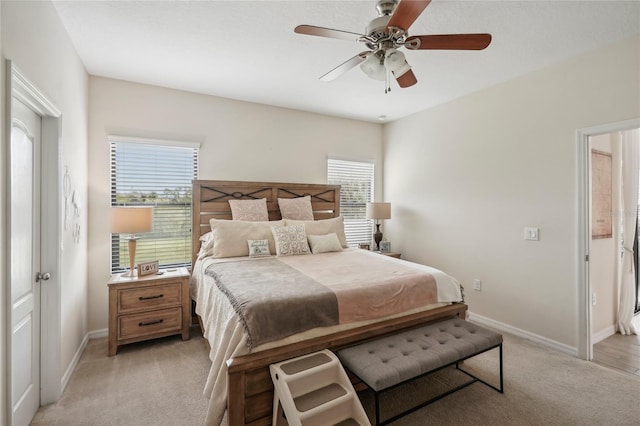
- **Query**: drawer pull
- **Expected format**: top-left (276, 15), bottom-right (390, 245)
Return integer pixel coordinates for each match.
top-left (139, 319), bottom-right (164, 327)
top-left (139, 294), bottom-right (164, 301)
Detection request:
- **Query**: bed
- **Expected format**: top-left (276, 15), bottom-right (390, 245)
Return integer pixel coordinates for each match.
top-left (191, 180), bottom-right (467, 426)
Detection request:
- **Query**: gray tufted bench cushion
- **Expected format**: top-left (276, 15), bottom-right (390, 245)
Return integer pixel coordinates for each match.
top-left (337, 318), bottom-right (503, 425)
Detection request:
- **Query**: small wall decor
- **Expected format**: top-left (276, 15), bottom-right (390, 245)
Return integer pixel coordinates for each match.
top-left (591, 149), bottom-right (612, 239)
top-left (379, 241), bottom-right (391, 253)
top-left (63, 166), bottom-right (71, 230)
top-left (138, 260), bottom-right (159, 277)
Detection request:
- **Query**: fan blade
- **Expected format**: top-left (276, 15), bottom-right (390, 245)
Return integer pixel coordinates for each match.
top-left (295, 25), bottom-right (365, 42)
top-left (386, 0), bottom-right (431, 32)
top-left (393, 62), bottom-right (418, 88)
top-left (405, 34), bottom-right (492, 50)
top-left (320, 52), bottom-right (370, 82)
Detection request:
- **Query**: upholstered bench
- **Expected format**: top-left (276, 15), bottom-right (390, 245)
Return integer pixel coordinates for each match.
top-left (337, 318), bottom-right (503, 425)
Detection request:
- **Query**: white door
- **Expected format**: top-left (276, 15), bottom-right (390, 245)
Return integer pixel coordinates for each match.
top-left (10, 98), bottom-right (42, 425)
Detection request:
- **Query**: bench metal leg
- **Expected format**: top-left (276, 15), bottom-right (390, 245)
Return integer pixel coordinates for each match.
top-left (372, 343), bottom-right (503, 426)
top-left (456, 343), bottom-right (503, 393)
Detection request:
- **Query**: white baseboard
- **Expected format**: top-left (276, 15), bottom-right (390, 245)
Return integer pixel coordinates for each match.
top-left (468, 311), bottom-right (578, 357)
top-left (591, 325), bottom-right (617, 344)
top-left (60, 333), bottom-right (89, 393)
top-left (60, 328), bottom-right (108, 394)
top-left (88, 328), bottom-right (108, 339)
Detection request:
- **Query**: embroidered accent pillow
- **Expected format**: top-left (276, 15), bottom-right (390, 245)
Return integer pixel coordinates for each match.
top-left (271, 225), bottom-right (311, 256)
top-left (278, 196), bottom-right (314, 220)
top-left (285, 216), bottom-right (348, 248)
top-left (248, 239), bottom-right (271, 257)
top-left (228, 198), bottom-right (269, 221)
top-left (307, 233), bottom-right (343, 254)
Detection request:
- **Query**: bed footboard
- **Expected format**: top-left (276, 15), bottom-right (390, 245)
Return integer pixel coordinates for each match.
top-left (226, 303), bottom-right (467, 425)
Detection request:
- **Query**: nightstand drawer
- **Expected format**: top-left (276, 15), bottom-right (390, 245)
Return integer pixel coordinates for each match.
top-left (118, 307), bottom-right (182, 340)
top-left (118, 282), bottom-right (182, 313)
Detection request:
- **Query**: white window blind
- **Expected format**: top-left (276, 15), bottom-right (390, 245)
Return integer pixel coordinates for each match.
top-left (110, 138), bottom-right (198, 272)
top-left (327, 158), bottom-right (374, 247)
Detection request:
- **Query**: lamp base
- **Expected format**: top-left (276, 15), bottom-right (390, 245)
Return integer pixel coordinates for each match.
top-left (125, 237), bottom-right (139, 278)
top-left (121, 269), bottom-right (137, 278)
top-left (374, 224), bottom-right (383, 251)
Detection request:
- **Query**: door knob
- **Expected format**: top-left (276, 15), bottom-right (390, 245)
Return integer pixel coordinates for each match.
top-left (36, 272), bottom-right (51, 282)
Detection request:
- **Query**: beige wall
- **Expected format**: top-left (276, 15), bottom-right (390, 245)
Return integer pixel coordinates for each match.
top-left (1, 0), bottom-right (89, 419)
top-left (383, 35), bottom-right (640, 350)
top-left (87, 77), bottom-right (383, 331)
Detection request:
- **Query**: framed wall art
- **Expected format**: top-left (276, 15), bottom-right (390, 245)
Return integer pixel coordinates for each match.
top-left (591, 149), bottom-right (612, 239)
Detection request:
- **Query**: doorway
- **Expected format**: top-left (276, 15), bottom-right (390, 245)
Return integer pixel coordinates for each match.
top-left (577, 119), bottom-right (640, 361)
top-left (6, 61), bottom-right (62, 425)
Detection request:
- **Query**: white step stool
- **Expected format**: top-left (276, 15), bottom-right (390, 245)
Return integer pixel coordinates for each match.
top-left (270, 349), bottom-right (371, 426)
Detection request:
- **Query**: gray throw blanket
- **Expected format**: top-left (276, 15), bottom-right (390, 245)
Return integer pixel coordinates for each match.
top-left (205, 258), bottom-right (339, 349)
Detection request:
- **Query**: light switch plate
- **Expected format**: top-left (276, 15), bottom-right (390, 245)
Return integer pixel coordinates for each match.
top-left (524, 227), bottom-right (539, 241)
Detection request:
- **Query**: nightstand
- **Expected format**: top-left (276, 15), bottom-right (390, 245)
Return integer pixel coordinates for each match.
top-left (108, 267), bottom-right (190, 356)
top-left (379, 252), bottom-right (401, 259)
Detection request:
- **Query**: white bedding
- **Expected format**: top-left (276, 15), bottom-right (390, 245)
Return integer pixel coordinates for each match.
top-left (190, 249), bottom-right (463, 425)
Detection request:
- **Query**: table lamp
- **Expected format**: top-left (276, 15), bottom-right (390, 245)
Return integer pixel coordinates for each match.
top-left (366, 202), bottom-right (391, 251)
top-left (111, 206), bottom-right (153, 277)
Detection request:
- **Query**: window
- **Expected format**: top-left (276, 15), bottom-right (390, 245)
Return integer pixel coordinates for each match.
top-left (327, 158), bottom-right (374, 247)
top-left (110, 137), bottom-right (198, 273)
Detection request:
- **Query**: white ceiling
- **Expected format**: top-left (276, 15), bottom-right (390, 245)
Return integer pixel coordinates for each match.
top-left (52, 0), bottom-right (640, 123)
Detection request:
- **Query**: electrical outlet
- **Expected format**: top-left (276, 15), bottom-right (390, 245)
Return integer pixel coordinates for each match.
top-left (524, 227), bottom-right (539, 241)
top-left (592, 292), bottom-right (597, 306)
top-left (473, 279), bottom-right (482, 291)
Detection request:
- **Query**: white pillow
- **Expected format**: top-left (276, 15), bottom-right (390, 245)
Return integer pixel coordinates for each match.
top-left (278, 196), bottom-right (314, 220)
top-left (209, 219), bottom-right (284, 258)
top-left (308, 233), bottom-right (343, 254)
top-left (271, 225), bottom-right (311, 256)
top-left (285, 216), bottom-right (348, 248)
top-left (197, 232), bottom-right (214, 259)
top-left (228, 198), bottom-right (269, 221)
top-left (248, 239), bottom-right (271, 257)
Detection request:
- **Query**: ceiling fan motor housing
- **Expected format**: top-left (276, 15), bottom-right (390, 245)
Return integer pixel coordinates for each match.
top-left (365, 15), bottom-right (392, 49)
top-left (376, 0), bottom-right (398, 16)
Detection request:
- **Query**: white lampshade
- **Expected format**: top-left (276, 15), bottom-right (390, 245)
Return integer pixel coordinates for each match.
top-left (392, 60), bottom-right (412, 78)
top-left (366, 202), bottom-right (391, 220)
top-left (384, 48), bottom-right (406, 72)
top-left (360, 53), bottom-right (386, 81)
top-left (111, 206), bottom-right (153, 235)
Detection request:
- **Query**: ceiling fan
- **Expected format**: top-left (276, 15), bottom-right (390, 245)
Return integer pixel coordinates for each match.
top-left (294, 0), bottom-right (492, 92)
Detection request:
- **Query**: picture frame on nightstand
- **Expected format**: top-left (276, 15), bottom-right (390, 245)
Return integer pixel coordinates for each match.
top-left (379, 241), bottom-right (391, 253)
top-left (138, 260), bottom-right (159, 277)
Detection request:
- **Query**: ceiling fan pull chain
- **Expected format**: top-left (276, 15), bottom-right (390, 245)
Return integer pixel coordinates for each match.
top-left (385, 69), bottom-right (391, 94)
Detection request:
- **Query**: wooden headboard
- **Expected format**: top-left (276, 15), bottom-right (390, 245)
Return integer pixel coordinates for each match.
top-left (191, 180), bottom-right (341, 265)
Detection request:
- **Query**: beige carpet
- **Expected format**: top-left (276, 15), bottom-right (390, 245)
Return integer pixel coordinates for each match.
top-left (32, 325), bottom-right (640, 426)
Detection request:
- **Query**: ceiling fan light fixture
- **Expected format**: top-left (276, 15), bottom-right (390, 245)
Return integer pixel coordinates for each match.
top-left (384, 48), bottom-right (406, 72)
top-left (393, 61), bottom-right (412, 78)
top-left (360, 53), bottom-right (386, 81)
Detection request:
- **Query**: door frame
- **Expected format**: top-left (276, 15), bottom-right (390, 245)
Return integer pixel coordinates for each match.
top-left (577, 118), bottom-right (640, 360)
top-left (5, 60), bottom-right (62, 417)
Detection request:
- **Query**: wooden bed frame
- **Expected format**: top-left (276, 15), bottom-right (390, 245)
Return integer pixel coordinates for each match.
top-left (191, 180), bottom-right (467, 426)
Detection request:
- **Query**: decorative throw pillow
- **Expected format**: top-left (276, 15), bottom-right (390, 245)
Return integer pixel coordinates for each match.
top-left (209, 219), bottom-right (284, 258)
top-left (271, 225), bottom-right (311, 256)
top-left (248, 239), bottom-right (271, 257)
top-left (285, 216), bottom-right (348, 248)
top-left (278, 196), bottom-right (314, 220)
top-left (307, 233), bottom-right (343, 254)
top-left (228, 198), bottom-right (269, 221)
